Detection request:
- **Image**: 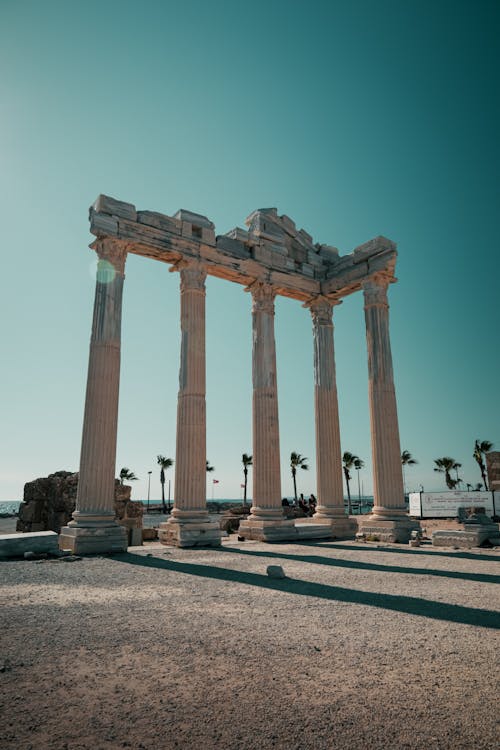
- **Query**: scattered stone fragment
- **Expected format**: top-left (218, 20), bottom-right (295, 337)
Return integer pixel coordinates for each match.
top-left (266, 565), bottom-right (286, 579)
top-left (24, 551), bottom-right (48, 561)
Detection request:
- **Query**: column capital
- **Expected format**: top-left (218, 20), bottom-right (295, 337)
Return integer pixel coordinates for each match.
top-left (245, 281), bottom-right (277, 315)
top-left (90, 238), bottom-right (129, 277)
top-left (304, 295), bottom-right (342, 326)
top-left (171, 259), bottom-right (207, 294)
top-left (362, 273), bottom-right (393, 309)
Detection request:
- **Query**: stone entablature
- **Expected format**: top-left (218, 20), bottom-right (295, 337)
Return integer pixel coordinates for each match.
top-left (89, 194), bottom-right (397, 302)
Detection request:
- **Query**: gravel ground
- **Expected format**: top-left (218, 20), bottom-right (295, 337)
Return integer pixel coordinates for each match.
top-left (1, 537), bottom-right (499, 750)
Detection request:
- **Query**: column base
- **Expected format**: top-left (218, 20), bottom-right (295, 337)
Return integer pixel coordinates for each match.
top-left (358, 512), bottom-right (420, 543)
top-left (310, 511), bottom-right (358, 539)
top-left (238, 512), bottom-right (297, 542)
top-left (159, 516), bottom-right (221, 548)
top-left (59, 521), bottom-right (128, 555)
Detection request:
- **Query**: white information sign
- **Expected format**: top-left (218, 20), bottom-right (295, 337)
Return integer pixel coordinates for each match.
top-left (408, 491), bottom-right (495, 518)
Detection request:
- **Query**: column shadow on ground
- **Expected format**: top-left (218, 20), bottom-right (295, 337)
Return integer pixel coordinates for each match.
top-left (304, 542), bottom-right (500, 563)
top-left (117, 553), bottom-right (500, 630)
top-left (219, 547), bottom-right (500, 585)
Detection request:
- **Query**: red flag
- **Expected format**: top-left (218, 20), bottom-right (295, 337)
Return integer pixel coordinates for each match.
top-left (213, 479), bottom-right (219, 484)
top-left (240, 484), bottom-right (245, 488)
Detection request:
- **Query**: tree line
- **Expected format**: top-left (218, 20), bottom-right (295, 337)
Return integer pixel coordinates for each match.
top-left (118, 438), bottom-right (494, 507)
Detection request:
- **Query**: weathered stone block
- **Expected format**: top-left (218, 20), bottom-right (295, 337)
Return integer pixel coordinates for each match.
top-left (17, 472), bottom-right (142, 535)
top-left (297, 228), bottom-right (314, 248)
top-left (307, 250), bottom-right (324, 268)
top-left (137, 211), bottom-right (181, 235)
top-left (181, 221), bottom-right (192, 238)
top-left (0, 532), bottom-right (59, 559)
top-left (89, 210), bottom-right (119, 237)
top-left (92, 195), bottom-right (137, 221)
top-left (318, 244), bottom-right (340, 262)
top-left (201, 227), bottom-right (215, 244)
top-left (158, 519), bottom-right (221, 548)
top-left (432, 524), bottom-right (500, 548)
top-left (253, 246), bottom-right (273, 266)
top-left (301, 263), bottom-right (315, 278)
top-left (173, 209), bottom-right (214, 229)
top-left (288, 241), bottom-right (307, 263)
top-left (280, 215), bottom-right (296, 235)
top-left (225, 227), bottom-right (250, 243)
top-left (216, 235), bottom-right (251, 259)
top-left (59, 524), bottom-right (128, 555)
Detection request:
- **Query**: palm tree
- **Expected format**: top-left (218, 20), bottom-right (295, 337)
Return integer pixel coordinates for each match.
top-left (290, 452), bottom-right (308, 502)
top-left (206, 460), bottom-right (215, 473)
top-left (241, 453), bottom-right (252, 506)
top-left (453, 461), bottom-right (462, 489)
top-left (353, 457), bottom-right (364, 512)
top-left (433, 457), bottom-right (459, 490)
top-left (473, 439), bottom-right (493, 491)
top-left (401, 450), bottom-right (417, 495)
top-left (157, 455), bottom-right (174, 513)
top-left (119, 467), bottom-right (138, 485)
top-left (343, 451), bottom-right (359, 515)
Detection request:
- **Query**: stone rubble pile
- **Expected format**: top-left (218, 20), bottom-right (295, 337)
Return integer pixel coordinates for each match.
top-left (16, 471), bottom-right (142, 544)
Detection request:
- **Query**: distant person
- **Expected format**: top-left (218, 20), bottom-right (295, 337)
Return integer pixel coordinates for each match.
top-left (282, 497), bottom-right (290, 506)
top-left (298, 495), bottom-right (308, 514)
top-left (309, 494), bottom-right (317, 515)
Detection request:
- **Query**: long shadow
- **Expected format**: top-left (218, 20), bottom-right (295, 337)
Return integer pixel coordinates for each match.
top-left (116, 552), bottom-right (500, 630)
top-left (219, 547), bottom-right (500, 585)
top-left (301, 541), bottom-right (500, 563)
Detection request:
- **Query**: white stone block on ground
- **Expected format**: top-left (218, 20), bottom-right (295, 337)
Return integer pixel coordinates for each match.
top-left (0, 532), bottom-right (59, 559)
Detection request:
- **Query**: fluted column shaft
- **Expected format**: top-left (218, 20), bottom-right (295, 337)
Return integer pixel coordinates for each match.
top-left (363, 275), bottom-right (405, 517)
top-left (74, 239), bottom-right (127, 522)
top-left (249, 282), bottom-right (283, 518)
top-left (172, 260), bottom-right (207, 519)
top-left (306, 297), bottom-right (345, 519)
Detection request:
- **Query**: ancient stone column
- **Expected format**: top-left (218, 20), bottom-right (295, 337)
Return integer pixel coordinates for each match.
top-left (238, 282), bottom-right (294, 541)
top-left (59, 239), bottom-right (129, 554)
top-left (358, 274), bottom-right (418, 542)
top-left (159, 259), bottom-right (220, 548)
top-left (305, 296), bottom-right (356, 538)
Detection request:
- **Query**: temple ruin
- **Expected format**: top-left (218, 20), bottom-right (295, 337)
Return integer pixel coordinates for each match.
top-left (59, 195), bottom-right (417, 554)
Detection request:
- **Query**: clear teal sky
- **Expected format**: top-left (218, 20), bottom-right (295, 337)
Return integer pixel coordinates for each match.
top-left (1, 0), bottom-right (499, 501)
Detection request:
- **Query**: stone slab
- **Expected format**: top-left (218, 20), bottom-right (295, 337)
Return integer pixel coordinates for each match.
top-left (0, 531), bottom-right (59, 559)
top-left (432, 526), bottom-right (500, 549)
top-left (237, 519), bottom-right (334, 542)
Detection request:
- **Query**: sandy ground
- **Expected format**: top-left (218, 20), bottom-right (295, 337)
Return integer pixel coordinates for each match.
top-left (1, 525), bottom-right (499, 750)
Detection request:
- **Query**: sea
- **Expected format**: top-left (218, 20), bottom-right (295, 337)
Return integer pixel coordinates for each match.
top-left (0, 497), bottom-right (376, 516)
top-left (0, 500), bottom-right (21, 516)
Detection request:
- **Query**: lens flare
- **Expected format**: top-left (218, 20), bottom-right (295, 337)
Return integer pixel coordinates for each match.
top-left (96, 259), bottom-right (116, 284)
